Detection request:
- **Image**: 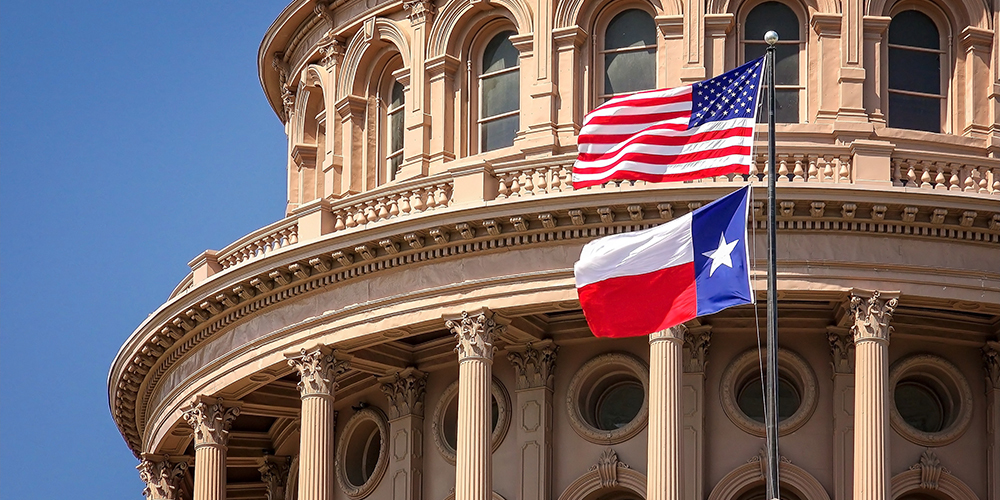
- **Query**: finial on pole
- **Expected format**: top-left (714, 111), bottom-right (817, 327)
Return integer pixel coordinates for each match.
top-left (764, 31), bottom-right (779, 45)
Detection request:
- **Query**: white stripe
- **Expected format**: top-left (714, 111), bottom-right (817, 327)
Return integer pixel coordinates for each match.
top-left (574, 213), bottom-right (694, 288)
top-left (594, 85), bottom-right (692, 111)
top-left (579, 117), bottom-right (689, 139)
top-left (572, 153), bottom-right (751, 181)
top-left (580, 116), bottom-right (754, 144)
top-left (585, 100), bottom-right (692, 120)
top-left (576, 134), bottom-right (752, 170)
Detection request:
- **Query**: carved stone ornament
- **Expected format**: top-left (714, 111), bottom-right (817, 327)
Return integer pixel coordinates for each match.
top-left (258, 455), bottom-right (290, 500)
top-left (378, 367), bottom-right (427, 419)
top-left (447, 311), bottom-right (502, 361)
top-left (286, 346), bottom-right (350, 398)
top-left (403, 0), bottom-right (435, 24)
top-left (137, 456), bottom-right (188, 500)
top-left (317, 31), bottom-right (343, 69)
top-left (507, 340), bottom-right (558, 390)
top-left (313, 0), bottom-right (334, 26)
top-left (828, 328), bottom-right (855, 374)
top-left (589, 448), bottom-right (630, 488)
top-left (849, 290), bottom-right (898, 342)
top-left (650, 324), bottom-right (686, 342)
top-left (984, 340), bottom-right (1000, 390)
top-left (181, 397), bottom-right (240, 448)
top-left (682, 327), bottom-right (711, 373)
top-left (280, 86), bottom-right (295, 122)
top-left (908, 449), bottom-right (949, 490)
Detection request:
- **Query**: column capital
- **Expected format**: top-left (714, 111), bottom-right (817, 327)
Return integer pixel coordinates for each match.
top-left (403, 0), bottom-right (435, 25)
top-left (828, 326), bottom-right (856, 374)
top-left (849, 289), bottom-right (899, 343)
top-left (285, 345), bottom-right (351, 398)
top-left (446, 310), bottom-right (503, 361)
top-left (683, 326), bottom-right (712, 373)
top-left (507, 340), bottom-right (558, 390)
top-left (650, 324), bottom-right (686, 343)
top-left (181, 397), bottom-right (241, 448)
top-left (378, 367), bottom-right (428, 419)
top-left (258, 455), bottom-right (291, 500)
top-left (137, 455), bottom-right (188, 500)
top-left (984, 340), bottom-right (1000, 390)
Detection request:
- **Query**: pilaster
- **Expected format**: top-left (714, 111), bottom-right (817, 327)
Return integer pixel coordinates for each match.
top-left (287, 346), bottom-right (351, 500)
top-left (984, 341), bottom-right (1000, 500)
top-left (961, 27), bottom-right (994, 139)
top-left (811, 13), bottom-right (843, 122)
top-left (446, 310), bottom-right (504, 500)
top-left (828, 326), bottom-right (855, 500)
top-left (182, 397), bottom-right (241, 500)
top-left (258, 455), bottom-right (291, 500)
top-left (507, 341), bottom-right (558, 500)
top-left (399, 0), bottom-right (435, 179)
top-left (850, 290), bottom-right (898, 500)
top-left (648, 325), bottom-right (686, 500)
top-left (552, 26), bottom-right (587, 146)
top-left (335, 95), bottom-right (367, 195)
top-left (379, 367), bottom-right (427, 500)
top-left (138, 455), bottom-right (189, 500)
top-left (681, 326), bottom-right (711, 500)
top-left (862, 16), bottom-right (891, 124)
top-left (425, 55), bottom-right (459, 167)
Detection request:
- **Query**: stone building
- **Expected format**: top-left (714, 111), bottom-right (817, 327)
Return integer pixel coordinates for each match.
top-left (109, 0), bottom-right (1000, 500)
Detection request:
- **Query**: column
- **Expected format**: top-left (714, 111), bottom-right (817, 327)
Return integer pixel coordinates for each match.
top-left (182, 397), bottom-right (241, 500)
top-left (137, 454), bottom-right (189, 500)
top-left (286, 346), bottom-right (351, 500)
top-left (850, 290), bottom-right (898, 500)
top-left (446, 310), bottom-right (503, 500)
top-left (507, 341), bottom-right (558, 500)
top-left (647, 325), bottom-right (686, 500)
top-left (681, 326), bottom-right (711, 500)
top-left (984, 341), bottom-right (1000, 500)
top-left (258, 455), bottom-right (291, 500)
top-left (378, 367), bottom-right (427, 500)
top-left (399, 0), bottom-right (434, 179)
top-left (829, 327), bottom-right (855, 500)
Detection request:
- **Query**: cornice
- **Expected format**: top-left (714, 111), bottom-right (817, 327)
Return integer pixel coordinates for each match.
top-left (109, 184), bottom-right (1000, 456)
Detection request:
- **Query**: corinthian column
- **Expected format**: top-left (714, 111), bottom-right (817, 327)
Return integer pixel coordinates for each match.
top-left (137, 455), bottom-right (189, 500)
top-left (850, 290), bottom-right (898, 500)
top-left (379, 367), bottom-right (427, 500)
top-left (507, 341), bottom-right (558, 500)
top-left (286, 346), bottom-right (350, 500)
top-left (647, 325), bottom-right (686, 500)
top-left (446, 311), bottom-right (503, 500)
top-left (681, 326), bottom-right (711, 500)
top-left (182, 397), bottom-right (241, 500)
top-left (984, 341), bottom-right (1000, 500)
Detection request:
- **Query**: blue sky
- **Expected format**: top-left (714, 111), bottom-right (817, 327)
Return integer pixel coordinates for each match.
top-left (1, 2), bottom-right (289, 497)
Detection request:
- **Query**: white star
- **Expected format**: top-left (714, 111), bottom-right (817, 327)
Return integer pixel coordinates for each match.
top-left (702, 233), bottom-right (739, 277)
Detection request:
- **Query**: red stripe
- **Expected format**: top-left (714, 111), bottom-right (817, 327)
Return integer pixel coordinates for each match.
top-left (594, 92), bottom-right (692, 111)
top-left (577, 263), bottom-right (697, 338)
top-left (579, 122), bottom-right (690, 144)
top-left (584, 110), bottom-right (691, 126)
top-left (573, 145), bottom-right (751, 174)
top-left (577, 127), bottom-right (753, 162)
top-left (572, 164), bottom-right (750, 188)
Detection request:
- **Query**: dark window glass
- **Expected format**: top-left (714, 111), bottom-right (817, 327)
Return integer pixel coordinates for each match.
top-left (387, 81), bottom-right (404, 175)
top-left (481, 114), bottom-right (519, 152)
top-left (745, 1), bottom-right (800, 41)
top-left (602, 9), bottom-right (657, 98)
top-left (888, 93), bottom-right (940, 132)
top-left (346, 421), bottom-right (382, 486)
top-left (889, 10), bottom-right (939, 49)
top-left (595, 381), bottom-right (644, 430)
top-left (895, 381), bottom-right (945, 432)
top-left (482, 70), bottom-right (519, 117)
top-left (888, 10), bottom-right (942, 132)
top-left (482, 31), bottom-right (519, 73)
top-left (888, 47), bottom-right (940, 94)
top-left (480, 31), bottom-right (519, 152)
top-left (738, 376), bottom-right (801, 422)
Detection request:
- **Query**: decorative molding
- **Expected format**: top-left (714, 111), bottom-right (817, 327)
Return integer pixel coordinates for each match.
top-left (682, 326), bottom-right (711, 373)
top-left (590, 448), bottom-right (629, 488)
top-left (890, 453), bottom-right (980, 500)
top-left (258, 455), bottom-right (291, 500)
top-left (335, 407), bottom-right (390, 499)
top-left (909, 449), bottom-right (948, 490)
top-left (317, 32), bottom-right (343, 69)
top-left (984, 340), bottom-right (1000, 390)
top-left (180, 397), bottom-right (240, 448)
top-left (565, 353), bottom-right (649, 445)
top-left (446, 311), bottom-right (502, 361)
top-left (707, 451), bottom-right (831, 500)
top-left (403, 0), bottom-right (435, 25)
top-left (285, 345), bottom-right (351, 398)
top-left (506, 340), bottom-right (558, 390)
top-left (850, 290), bottom-right (899, 343)
top-left (719, 348), bottom-right (818, 437)
top-left (828, 327), bottom-right (855, 374)
top-left (378, 367), bottom-right (427, 419)
top-left (137, 456), bottom-right (188, 500)
top-left (650, 324), bottom-right (686, 342)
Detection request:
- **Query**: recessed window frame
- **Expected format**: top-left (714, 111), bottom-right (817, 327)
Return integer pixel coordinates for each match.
top-left (469, 22), bottom-right (521, 154)
top-left (371, 54), bottom-right (405, 185)
top-left (719, 347), bottom-right (818, 437)
top-left (885, 2), bottom-right (951, 134)
top-left (594, 5), bottom-right (660, 104)
top-left (566, 352), bottom-right (649, 445)
top-left (889, 354), bottom-right (973, 446)
top-left (431, 377), bottom-right (511, 465)
top-left (739, 0), bottom-right (808, 123)
top-left (335, 407), bottom-right (390, 499)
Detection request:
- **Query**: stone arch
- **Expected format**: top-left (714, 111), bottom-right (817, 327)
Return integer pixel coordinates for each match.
top-left (707, 455), bottom-right (832, 500)
top-left (336, 17), bottom-right (411, 100)
top-left (890, 453), bottom-right (981, 500)
top-left (866, 0), bottom-right (990, 29)
top-left (554, 0), bottom-right (676, 29)
top-left (556, 449), bottom-right (647, 500)
top-left (426, 0), bottom-right (533, 59)
top-left (707, 0), bottom-right (840, 16)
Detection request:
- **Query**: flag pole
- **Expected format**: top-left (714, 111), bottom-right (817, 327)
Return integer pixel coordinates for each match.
top-left (763, 30), bottom-right (781, 500)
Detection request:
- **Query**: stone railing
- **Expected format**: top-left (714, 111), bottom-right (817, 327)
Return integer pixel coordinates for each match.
top-left (329, 178), bottom-right (453, 231)
top-left (892, 156), bottom-right (999, 194)
top-left (495, 162), bottom-right (574, 198)
top-left (216, 218), bottom-right (299, 269)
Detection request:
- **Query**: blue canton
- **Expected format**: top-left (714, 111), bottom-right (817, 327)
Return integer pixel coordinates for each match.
top-left (689, 57), bottom-right (764, 128)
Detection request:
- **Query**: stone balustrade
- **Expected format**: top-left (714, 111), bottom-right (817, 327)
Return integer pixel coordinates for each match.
top-left (216, 219), bottom-right (299, 270)
top-left (892, 157), bottom-right (1000, 194)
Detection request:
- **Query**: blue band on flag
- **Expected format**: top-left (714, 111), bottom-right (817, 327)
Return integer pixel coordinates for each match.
top-left (692, 185), bottom-right (754, 316)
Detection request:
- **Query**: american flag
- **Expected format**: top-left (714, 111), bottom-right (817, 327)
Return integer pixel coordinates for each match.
top-left (572, 57), bottom-right (765, 188)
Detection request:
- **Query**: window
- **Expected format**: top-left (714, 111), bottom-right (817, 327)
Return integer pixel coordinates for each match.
top-left (566, 353), bottom-right (649, 444)
top-left (720, 348), bottom-right (818, 437)
top-left (888, 10), bottom-right (944, 132)
top-left (384, 80), bottom-right (404, 176)
top-left (479, 31), bottom-right (520, 152)
top-left (336, 407), bottom-right (389, 498)
top-left (743, 1), bottom-right (803, 123)
top-left (432, 378), bottom-right (511, 464)
top-left (889, 354), bottom-right (973, 446)
top-left (599, 9), bottom-right (657, 101)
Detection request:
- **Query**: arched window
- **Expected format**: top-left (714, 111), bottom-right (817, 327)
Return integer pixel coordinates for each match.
top-left (479, 30), bottom-right (520, 152)
top-left (888, 10), bottom-right (944, 132)
top-left (599, 9), bottom-right (657, 102)
top-left (743, 1), bottom-right (803, 123)
top-left (384, 80), bottom-right (405, 177)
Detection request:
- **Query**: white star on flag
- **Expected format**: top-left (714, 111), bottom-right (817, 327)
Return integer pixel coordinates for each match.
top-left (702, 234), bottom-right (738, 276)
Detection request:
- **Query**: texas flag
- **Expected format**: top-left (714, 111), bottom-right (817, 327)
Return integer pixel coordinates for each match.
top-left (574, 186), bottom-right (754, 338)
